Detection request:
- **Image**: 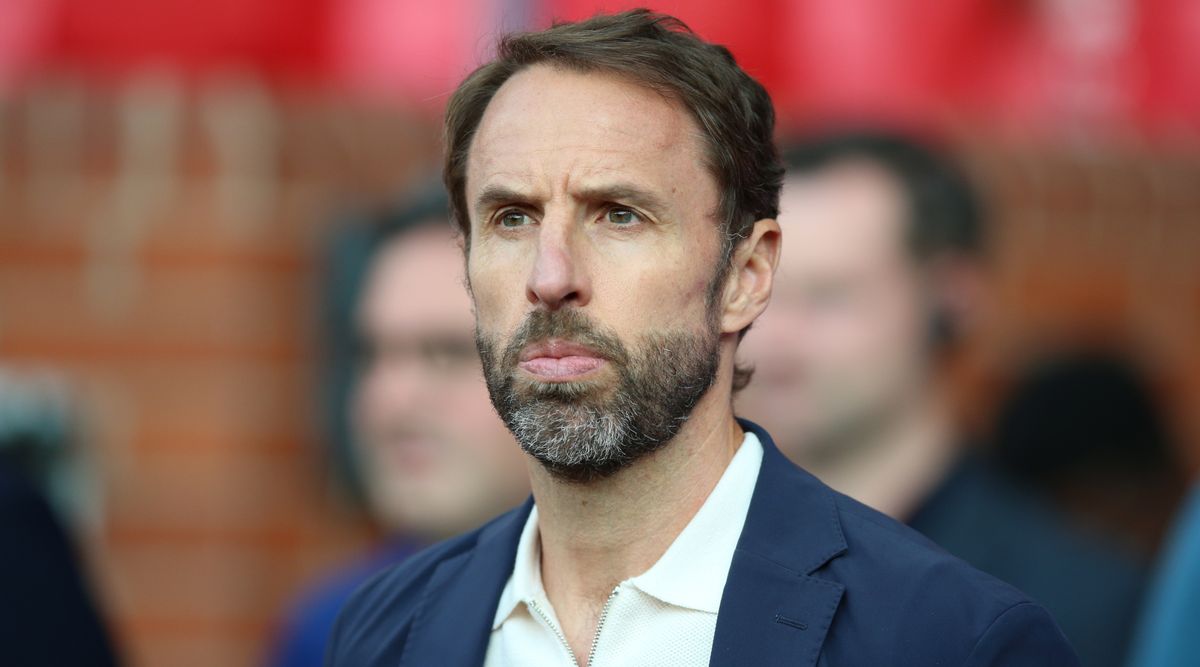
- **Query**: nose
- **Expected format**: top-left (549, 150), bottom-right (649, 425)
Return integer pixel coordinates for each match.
top-left (526, 217), bottom-right (590, 310)
top-left (360, 354), bottom-right (425, 414)
top-left (353, 356), bottom-right (422, 440)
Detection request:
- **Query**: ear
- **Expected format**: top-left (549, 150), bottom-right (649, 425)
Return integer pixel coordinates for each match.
top-left (923, 253), bottom-right (987, 344)
top-left (720, 218), bottom-right (782, 335)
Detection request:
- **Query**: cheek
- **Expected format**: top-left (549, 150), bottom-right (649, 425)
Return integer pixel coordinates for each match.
top-left (597, 246), bottom-right (714, 331)
top-left (445, 375), bottom-right (500, 417)
top-left (450, 375), bottom-right (491, 411)
top-left (352, 370), bottom-right (390, 427)
top-left (865, 295), bottom-right (928, 362)
top-left (443, 382), bottom-right (515, 456)
top-left (823, 324), bottom-right (894, 376)
top-left (815, 308), bottom-right (920, 384)
top-left (746, 307), bottom-right (803, 349)
top-left (468, 249), bottom-right (525, 331)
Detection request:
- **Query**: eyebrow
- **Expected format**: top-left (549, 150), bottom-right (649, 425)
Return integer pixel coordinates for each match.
top-left (474, 184), bottom-right (532, 218)
top-left (473, 182), bottom-right (671, 219)
top-left (575, 184), bottom-right (670, 216)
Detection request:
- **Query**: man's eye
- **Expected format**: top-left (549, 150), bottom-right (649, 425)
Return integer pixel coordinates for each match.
top-left (606, 208), bottom-right (640, 225)
top-left (498, 210), bottom-right (532, 228)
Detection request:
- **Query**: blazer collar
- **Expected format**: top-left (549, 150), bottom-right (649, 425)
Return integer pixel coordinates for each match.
top-left (399, 497), bottom-right (532, 667)
top-left (400, 419), bottom-right (848, 666)
top-left (731, 418), bottom-right (848, 574)
top-left (708, 419), bottom-right (848, 667)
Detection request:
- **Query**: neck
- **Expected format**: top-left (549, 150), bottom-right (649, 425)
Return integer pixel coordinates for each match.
top-left (809, 387), bottom-right (956, 521)
top-left (530, 385), bottom-right (744, 617)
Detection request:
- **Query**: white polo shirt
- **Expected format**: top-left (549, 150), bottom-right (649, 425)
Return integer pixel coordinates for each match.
top-left (484, 432), bottom-right (764, 667)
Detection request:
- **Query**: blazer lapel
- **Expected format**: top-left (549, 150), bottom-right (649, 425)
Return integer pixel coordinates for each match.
top-left (710, 420), bottom-right (848, 667)
top-left (399, 499), bottom-right (532, 667)
top-left (397, 421), bottom-right (846, 667)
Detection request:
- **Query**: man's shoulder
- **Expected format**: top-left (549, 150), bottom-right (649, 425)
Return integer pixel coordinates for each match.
top-left (343, 529), bottom-right (483, 613)
top-left (831, 488), bottom-right (1028, 605)
top-left (818, 488), bottom-right (1077, 663)
top-left (743, 423), bottom-right (1040, 616)
top-left (334, 519), bottom-right (497, 626)
top-left (728, 419), bottom-right (1078, 663)
top-left (910, 458), bottom-right (1145, 667)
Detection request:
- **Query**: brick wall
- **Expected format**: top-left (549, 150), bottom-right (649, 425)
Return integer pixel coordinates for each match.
top-left (959, 142), bottom-right (1200, 476)
top-left (0, 77), bottom-right (1197, 666)
top-left (0, 77), bottom-right (439, 666)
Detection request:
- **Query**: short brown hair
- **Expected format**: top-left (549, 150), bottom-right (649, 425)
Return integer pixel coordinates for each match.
top-left (444, 8), bottom-right (780, 391)
top-left (443, 9), bottom-right (782, 255)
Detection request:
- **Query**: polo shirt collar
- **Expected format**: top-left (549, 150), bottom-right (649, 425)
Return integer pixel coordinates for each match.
top-left (629, 431), bottom-right (762, 613)
top-left (491, 431), bottom-right (763, 628)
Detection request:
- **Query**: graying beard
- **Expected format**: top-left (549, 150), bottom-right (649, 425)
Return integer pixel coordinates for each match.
top-left (508, 402), bottom-right (636, 473)
top-left (478, 314), bottom-right (719, 484)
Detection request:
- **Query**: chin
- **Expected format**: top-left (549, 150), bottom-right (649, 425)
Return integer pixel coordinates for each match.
top-left (517, 375), bottom-right (617, 403)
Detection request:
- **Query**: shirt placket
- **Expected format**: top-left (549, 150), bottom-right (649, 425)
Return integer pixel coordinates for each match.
top-left (525, 584), bottom-right (624, 667)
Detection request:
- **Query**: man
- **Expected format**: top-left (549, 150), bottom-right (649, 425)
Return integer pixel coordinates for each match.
top-left (269, 193), bottom-right (529, 667)
top-left (737, 132), bottom-right (1143, 667)
top-left (348, 197), bottom-right (531, 543)
top-left (327, 11), bottom-right (1079, 666)
top-left (736, 134), bottom-right (982, 516)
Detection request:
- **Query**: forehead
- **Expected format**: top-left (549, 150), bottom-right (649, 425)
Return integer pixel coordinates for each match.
top-left (360, 226), bottom-right (473, 330)
top-left (466, 64), bottom-right (711, 211)
top-left (777, 160), bottom-right (911, 276)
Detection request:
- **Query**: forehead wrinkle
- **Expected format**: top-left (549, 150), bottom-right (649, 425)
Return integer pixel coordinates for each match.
top-left (467, 65), bottom-right (716, 224)
top-left (476, 68), bottom-right (692, 155)
top-left (476, 145), bottom-right (669, 199)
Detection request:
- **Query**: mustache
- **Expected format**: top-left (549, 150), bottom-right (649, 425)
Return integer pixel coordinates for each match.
top-left (493, 309), bottom-right (630, 370)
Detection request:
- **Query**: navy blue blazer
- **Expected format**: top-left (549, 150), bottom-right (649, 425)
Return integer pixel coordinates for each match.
top-left (326, 421), bottom-right (1079, 666)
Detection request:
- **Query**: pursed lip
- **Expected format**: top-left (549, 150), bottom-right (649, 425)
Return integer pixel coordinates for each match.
top-left (517, 339), bottom-right (607, 380)
top-left (518, 339), bottom-right (604, 362)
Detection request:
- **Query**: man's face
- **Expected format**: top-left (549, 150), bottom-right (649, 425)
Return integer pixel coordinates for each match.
top-left (737, 161), bottom-right (930, 463)
top-left (464, 65), bottom-right (727, 482)
top-left (352, 226), bottom-right (530, 538)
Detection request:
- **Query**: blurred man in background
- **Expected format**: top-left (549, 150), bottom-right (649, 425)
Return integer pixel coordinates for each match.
top-left (736, 132), bottom-right (1145, 667)
top-left (268, 191), bottom-right (530, 667)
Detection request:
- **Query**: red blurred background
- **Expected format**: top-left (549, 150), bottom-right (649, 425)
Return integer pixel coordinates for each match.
top-left (4, 0), bottom-right (1199, 135)
top-left (0, 1), bottom-right (1197, 665)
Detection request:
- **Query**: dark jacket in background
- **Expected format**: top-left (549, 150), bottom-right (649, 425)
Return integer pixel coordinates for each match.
top-left (909, 456), bottom-right (1146, 667)
top-left (267, 540), bottom-right (420, 667)
top-left (0, 462), bottom-right (119, 667)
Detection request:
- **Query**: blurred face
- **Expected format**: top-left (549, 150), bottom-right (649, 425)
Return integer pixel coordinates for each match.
top-left (737, 161), bottom-right (930, 463)
top-left (465, 65), bottom-right (729, 482)
top-left (353, 226), bottom-right (529, 539)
